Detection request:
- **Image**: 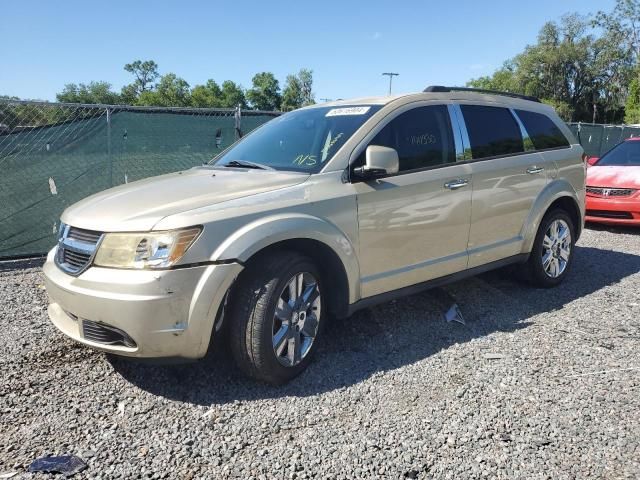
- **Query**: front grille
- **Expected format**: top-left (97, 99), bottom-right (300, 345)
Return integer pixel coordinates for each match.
top-left (55, 224), bottom-right (103, 275)
top-left (82, 320), bottom-right (136, 348)
top-left (586, 209), bottom-right (633, 219)
top-left (67, 227), bottom-right (102, 243)
top-left (62, 248), bottom-right (92, 269)
top-left (586, 186), bottom-right (636, 197)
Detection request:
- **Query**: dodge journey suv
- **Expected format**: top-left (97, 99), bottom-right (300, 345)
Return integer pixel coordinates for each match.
top-left (44, 86), bottom-right (585, 384)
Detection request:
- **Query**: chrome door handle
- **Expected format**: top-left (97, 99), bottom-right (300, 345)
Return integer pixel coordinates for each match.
top-left (526, 166), bottom-right (545, 174)
top-left (444, 179), bottom-right (469, 190)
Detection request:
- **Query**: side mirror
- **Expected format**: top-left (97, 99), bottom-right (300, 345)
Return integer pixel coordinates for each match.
top-left (353, 145), bottom-right (399, 179)
top-left (587, 156), bottom-right (599, 166)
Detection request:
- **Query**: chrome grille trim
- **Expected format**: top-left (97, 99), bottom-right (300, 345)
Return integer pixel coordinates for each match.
top-left (67, 227), bottom-right (102, 243)
top-left (54, 224), bottom-right (103, 276)
top-left (586, 186), bottom-right (635, 197)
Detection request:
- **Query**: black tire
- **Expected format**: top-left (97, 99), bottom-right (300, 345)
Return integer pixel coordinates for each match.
top-left (228, 250), bottom-right (325, 384)
top-left (522, 209), bottom-right (576, 288)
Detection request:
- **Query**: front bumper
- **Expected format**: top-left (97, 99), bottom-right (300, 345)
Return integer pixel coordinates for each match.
top-left (585, 194), bottom-right (640, 226)
top-left (43, 248), bottom-right (243, 359)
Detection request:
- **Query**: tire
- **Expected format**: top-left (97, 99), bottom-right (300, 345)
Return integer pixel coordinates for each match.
top-left (228, 251), bottom-right (325, 384)
top-left (521, 209), bottom-right (576, 288)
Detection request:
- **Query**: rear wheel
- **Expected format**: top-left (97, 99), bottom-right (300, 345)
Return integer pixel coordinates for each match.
top-left (522, 209), bottom-right (575, 288)
top-left (229, 251), bottom-right (324, 384)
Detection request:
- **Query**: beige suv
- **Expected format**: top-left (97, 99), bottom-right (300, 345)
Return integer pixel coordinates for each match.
top-left (43, 87), bottom-right (585, 384)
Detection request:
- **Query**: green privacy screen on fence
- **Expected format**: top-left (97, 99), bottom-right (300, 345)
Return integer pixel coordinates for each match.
top-left (566, 122), bottom-right (640, 158)
top-left (2, 100), bottom-right (639, 260)
top-left (0, 101), bottom-right (279, 258)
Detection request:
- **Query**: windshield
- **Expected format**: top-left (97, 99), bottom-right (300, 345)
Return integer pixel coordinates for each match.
top-left (597, 140), bottom-right (640, 166)
top-left (211, 105), bottom-right (382, 173)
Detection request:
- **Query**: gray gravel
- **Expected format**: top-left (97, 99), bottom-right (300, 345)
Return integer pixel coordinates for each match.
top-left (1, 226), bottom-right (639, 479)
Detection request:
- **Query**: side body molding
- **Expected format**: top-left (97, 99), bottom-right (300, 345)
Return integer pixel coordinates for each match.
top-left (520, 178), bottom-right (584, 254)
top-left (210, 213), bottom-right (361, 304)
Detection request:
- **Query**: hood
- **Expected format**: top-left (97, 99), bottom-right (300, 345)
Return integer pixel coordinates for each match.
top-left (62, 167), bottom-right (309, 231)
top-left (586, 165), bottom-right (640, 190)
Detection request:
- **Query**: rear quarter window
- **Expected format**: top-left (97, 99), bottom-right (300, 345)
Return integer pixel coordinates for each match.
top-left (460, 105), bottom-right (524, 159)
top-left (515, 109), bottom-right (570, 150)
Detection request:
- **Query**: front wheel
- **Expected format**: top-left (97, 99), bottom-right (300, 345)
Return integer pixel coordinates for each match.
top-left (521, 209), bottom-right (576, 288)
top-left (228, 251), bottom-right (324, 384)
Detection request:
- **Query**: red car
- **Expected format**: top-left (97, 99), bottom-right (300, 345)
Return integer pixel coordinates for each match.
top-left (585, 137), bottom-right (640, 226)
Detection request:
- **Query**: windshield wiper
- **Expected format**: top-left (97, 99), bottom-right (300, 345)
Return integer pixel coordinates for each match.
top-left (223, 160), bottom-right (274, 170)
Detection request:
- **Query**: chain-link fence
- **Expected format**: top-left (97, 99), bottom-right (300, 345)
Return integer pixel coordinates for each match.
top-left (0, 100), bottom-right (280, 258)
top-left (567, 122), bottom-right (640, 158)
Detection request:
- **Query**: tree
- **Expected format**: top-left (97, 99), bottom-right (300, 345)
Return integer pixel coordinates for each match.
top-left (281, 69), bottom-right (315, 111)
top-left (219, 80), bottom-right (247, 108)
top-left (191, 79), bottom-right (223, 107)
top-left (625, 74), bottom-right (640, 123)
top-left (56, 81), bottom-right (121, 104)
top-left (281, 74), bottom-right (303, 111)
top-left (246, 72), bottom-right (281, 110)
top-left (119, 83), bottom-right (138, 105)
top-left (467, 61), bottom-right (518, 92)
top-left (123, 60), bottom-right (159, 96)
top-left (467, 13), bottom-right (631, 122)
top-left (298, 68), bottom-right (315, 106)
top-left (596, 0), bottom-right (640, 63)
top-left (136, 73), bottom-right (190, 107)
top-left (595, 0), bottom-right (640, 121)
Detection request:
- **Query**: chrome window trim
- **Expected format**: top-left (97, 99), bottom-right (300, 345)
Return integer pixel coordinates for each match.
top-left (510, 108), bottom-right (535, 152)
top-left (450, 104), bottom-right (472, 161)
top-left (447, 104), bottom-right (464, 161)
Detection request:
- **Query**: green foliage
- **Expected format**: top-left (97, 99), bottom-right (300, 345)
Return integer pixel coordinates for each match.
top-left (136, 73), bottom-right (191, 107)
top-left (56, 81), bottom-right (121, 105)
top-left (281, 74), bottom-right (302, 111)
top-left (541, 99), bottom-right (573, 122)
top-left (467, 62), bottom-right (518, 92)
top-left (246, 72), bottom-right (281, 110)
top-left (51, 60), bottom-right (313, 111)
top-left (123, 60), bottom-right (159, 96)
top-left (468, 9), bottom-right (636, 123)
top-left (282, 69), bottom-right (315, 111)
top-left (625, 75), bottom-right (640, 123)
top-left (191, 80), bottom-right (223, 108)
top-left (119, 84), bottom-right (138, 105)
top-left (219, 81), bottom-right (247, 109)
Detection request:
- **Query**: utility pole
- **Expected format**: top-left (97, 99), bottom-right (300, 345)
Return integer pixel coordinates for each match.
top-left (382, 72), bottom-right (399, 95)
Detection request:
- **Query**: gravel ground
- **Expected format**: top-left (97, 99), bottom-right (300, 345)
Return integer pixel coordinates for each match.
top-left (1, 226), bottom-right (639, 479)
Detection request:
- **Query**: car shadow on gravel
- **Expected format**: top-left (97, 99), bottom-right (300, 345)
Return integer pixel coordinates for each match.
top-left (110, 245), bottom-right (640, 405)
top-left (585, 222), bottom-right (640, 235)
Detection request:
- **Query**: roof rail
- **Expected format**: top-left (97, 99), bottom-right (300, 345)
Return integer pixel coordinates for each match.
top-left (423, 85), bottom-right (541, 103)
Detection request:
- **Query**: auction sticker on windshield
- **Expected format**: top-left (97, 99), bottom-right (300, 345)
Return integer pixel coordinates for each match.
top-left (325, 106), bottom-right (371, 117)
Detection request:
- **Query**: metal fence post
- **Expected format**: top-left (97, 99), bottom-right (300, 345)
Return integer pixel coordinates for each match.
top-left (235, 105), bottom-right (241, 141)
top-left (106, 107), bottom-right (112, 187)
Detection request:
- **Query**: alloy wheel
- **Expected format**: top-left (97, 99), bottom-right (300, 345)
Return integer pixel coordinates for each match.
top-left (541, 219), bottom-right (572, 278)
top-left (272, 272), bottom-right (321, 367)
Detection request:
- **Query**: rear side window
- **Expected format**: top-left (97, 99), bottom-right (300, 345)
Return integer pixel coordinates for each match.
top-left (368, 105), bottom-right (455, 171)
top-left (460, 105), bottom-right (524, 159)
top-left (515, 109), bottom-right (570, 150)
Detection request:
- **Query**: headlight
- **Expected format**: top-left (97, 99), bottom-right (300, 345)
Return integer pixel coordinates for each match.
top-left (94, 227), bottom-right (202, 269)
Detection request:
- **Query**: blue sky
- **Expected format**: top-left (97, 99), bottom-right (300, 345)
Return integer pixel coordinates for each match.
top-left (0, 0), bottom-right (616, 102)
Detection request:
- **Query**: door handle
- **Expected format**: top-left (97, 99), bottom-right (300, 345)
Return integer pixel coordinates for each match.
top-left (444, 179), bottom-right (469, 190)
top-left (526, 166), bottom-right (545, 174)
